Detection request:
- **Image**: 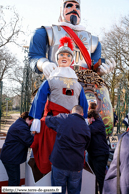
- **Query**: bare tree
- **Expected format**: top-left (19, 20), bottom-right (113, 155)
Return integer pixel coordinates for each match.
top-left (0, 6), bottom-right (26, 96)
top-left (0, 5), bottom-right (25, 48)
top-left (101, 14), bottom-right (129, 107)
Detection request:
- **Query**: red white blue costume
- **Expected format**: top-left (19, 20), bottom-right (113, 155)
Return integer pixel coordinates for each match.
top-left (29, 37), bottom-right (88, 174)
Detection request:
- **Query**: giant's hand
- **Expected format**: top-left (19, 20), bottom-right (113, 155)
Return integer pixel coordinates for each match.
top-left (30, 119), bottom-right (41, 133)
top-left (37, 59), bottom-right (57, 79)
top-left (42, 61), bottom-right (57, 79)
top-left (99, 58), bottom-right (116, 76)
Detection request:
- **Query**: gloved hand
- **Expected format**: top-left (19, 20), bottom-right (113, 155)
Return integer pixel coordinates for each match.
top-left (99, 58), bottom-right (116, 75)
top-left (42, 61), bottom-right (57, 79)
top-left (30, 119), bottom-right (41, 133)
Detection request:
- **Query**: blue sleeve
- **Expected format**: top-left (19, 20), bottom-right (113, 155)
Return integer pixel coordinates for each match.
top-left (19, 127), bottom-right (34, 147)
top-left (28, 27), bottom-right (48, 74)
top-left (79, 87), bottom-right (88, 118)
top-left (91, 41), bottom-right (101, 64)
top-left (29, 80), bottom-right (50, 119)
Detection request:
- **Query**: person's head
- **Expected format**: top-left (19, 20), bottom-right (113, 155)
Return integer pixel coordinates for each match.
top-left (87, 109), bottom-right (99, 124)
top-left (20, 111), bottom-right (33, 126)
top-left (71, 105), bottom-right (84, 116)
top-left (59, 0), bottom-right (81, 25)
top-left (56, 36), bottom-right (74, 67)
top-left (89, 102), bottom-right (97, 110)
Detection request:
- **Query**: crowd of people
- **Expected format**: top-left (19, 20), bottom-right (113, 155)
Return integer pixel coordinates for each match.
top-left (0, 89), bottom-right (128, 194)
top-left (1, 106), bottom-right (129, 194)
top-left (0, 104), bottom-right (129, 194)
top-left (0, 105), bottom-right (109, 194)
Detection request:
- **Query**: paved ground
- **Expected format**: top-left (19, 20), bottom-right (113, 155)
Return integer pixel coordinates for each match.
top-left (0, 113), bottom-right (20, 134)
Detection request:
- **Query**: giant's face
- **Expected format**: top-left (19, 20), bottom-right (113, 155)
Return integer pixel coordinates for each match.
top-left (57, 52), bottom-right (73, 67)
top-left (63, 2), bottom-right (80, 25)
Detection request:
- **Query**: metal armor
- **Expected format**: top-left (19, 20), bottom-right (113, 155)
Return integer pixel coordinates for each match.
top-left (43, 25), bottom-right (98, 68)
top-left (48, 76), bottom-right (82, 111)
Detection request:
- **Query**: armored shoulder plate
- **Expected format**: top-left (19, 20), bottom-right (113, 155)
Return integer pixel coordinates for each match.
top-left (91, 35), bottom-right (99, 53)
top-left (43, 26), bottom-right (53, 46)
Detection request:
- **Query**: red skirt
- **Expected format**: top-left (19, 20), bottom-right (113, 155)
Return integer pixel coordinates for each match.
top-left (31, 100), bottom-right (70, 174)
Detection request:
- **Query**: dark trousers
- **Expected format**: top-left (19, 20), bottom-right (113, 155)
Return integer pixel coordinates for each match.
top-left (88, 155), bottom-right (108, 194)
top-left (51, 165), bottom-right (82, 194)
top-left (2, 162), bottom-right (20, 186)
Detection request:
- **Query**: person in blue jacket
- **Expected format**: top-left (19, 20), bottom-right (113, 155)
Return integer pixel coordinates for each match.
top-left (0, 112), bottom-right (34, 186)
top-left (45, 105), bottom-right (91, 194)
top-left (113, 108), bottom-right (118, 127)
top-left (87, 109), bottom-right (109, 194)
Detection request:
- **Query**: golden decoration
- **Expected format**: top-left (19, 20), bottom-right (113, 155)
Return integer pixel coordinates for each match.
top-left (75, 69), bottom-right (108, 88)
top-left (34, 81), bottom-right (37, 89)
top-left (59, 78), bottom-right (76, 88)
top-left (41, 75), bottom-right (45, 80)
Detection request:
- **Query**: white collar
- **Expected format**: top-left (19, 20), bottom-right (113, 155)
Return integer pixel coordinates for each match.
top-left (49, 67), bottom-right (78, 79)
top-left (53, 22), bottom-right (86, 31)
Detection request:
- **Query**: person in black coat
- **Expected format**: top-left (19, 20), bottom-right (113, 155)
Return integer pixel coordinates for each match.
top-left (113, 108), bottom-right (118, 127)
top-left (0, 112), bottom-right (34, 186)
top-left (87, 109), bottom-right (109, 194)
top-left (122, 112), bottom-right (129, 129)
top-left (45, 105), bottom-right (91, 194)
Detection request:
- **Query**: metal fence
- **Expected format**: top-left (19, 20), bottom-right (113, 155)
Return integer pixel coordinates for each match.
top-left (20, 47), bottom-right (45, 114)
top-left (116, 74), bottom-right (129, 133)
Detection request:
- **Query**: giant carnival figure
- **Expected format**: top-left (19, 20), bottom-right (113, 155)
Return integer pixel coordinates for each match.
top-left (29, 0), bottom-right (116, 136)
top-left (29, 36), bottom-right (88, 175)
top-left (28, 0), bottom-right (116, 176)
